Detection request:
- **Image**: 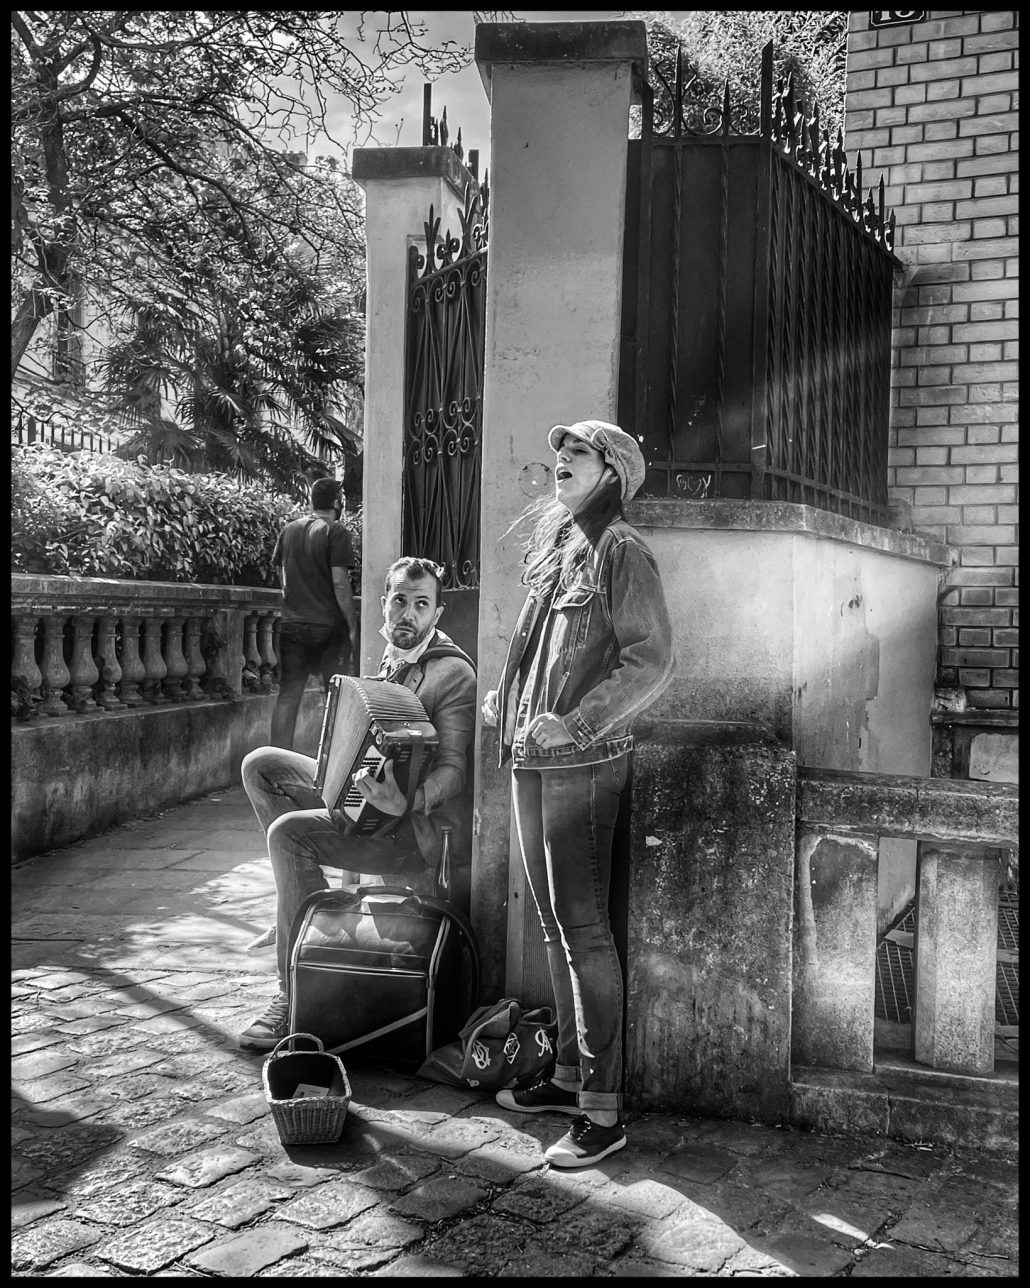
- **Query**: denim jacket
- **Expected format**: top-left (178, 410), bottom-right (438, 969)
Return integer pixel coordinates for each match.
top-left (496, 519), bottom-right (676, 768)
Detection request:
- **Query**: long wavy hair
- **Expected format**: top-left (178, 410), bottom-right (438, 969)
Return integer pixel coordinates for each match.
top-left (514, 475), bottom-right (625, 599)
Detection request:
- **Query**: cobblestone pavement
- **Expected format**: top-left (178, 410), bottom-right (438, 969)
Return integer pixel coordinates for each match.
top-left (11, 787), bottom-right (1019, 1278)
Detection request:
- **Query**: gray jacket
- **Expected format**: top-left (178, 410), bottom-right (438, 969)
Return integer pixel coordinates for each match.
top-left (382, 629), bottom-right (476, 866)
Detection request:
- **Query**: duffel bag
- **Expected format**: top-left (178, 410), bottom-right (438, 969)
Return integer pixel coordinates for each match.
top-left (416, 997), bottom-right (558, 1091)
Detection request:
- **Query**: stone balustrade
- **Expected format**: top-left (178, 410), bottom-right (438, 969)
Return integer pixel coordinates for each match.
top-left (795, 766), bottom-right (1019, 1078)
top-left (11, 573), bottom-right (284, 720)
top-left (624, 721), bottom-right (1017, 1147)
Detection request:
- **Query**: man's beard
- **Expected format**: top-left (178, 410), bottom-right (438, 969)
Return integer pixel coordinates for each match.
top-left (388, 620), bottom-right (433, 650)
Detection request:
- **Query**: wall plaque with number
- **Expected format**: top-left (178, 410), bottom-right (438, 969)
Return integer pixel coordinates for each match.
top-left (869, 11), bottom-right (928, 27)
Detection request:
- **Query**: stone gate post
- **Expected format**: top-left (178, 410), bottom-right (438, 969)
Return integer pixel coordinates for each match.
top-left (471, 21), bottom-right (649, 1002)
top-left (351, 147), bottom-right (478, 675)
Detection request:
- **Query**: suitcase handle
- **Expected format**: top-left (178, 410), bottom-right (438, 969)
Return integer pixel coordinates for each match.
top-left (269, 1032), bottom-right (325, 1059)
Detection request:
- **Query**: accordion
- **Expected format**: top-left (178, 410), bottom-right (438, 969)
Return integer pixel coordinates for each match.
top-left (314, 676), bottom-right (438, 837)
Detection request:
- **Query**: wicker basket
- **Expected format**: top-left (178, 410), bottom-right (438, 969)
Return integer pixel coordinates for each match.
top-left (262, 1032), bottom-right (351, 1146)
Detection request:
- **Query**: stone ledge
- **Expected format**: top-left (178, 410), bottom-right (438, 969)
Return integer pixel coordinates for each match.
top-left (791, 1062), bottom-right (1018, 1154)
top-left (11, 572), bottom-right (282, 612)
top-left (626, 498), bottom-right (953, 568)
top-left (475, 20), bottom-right (648, 93)
top-left (11, 690), bottom-right (326, 863)
top-left (352, 146), bottom-right (475, 194)
top-left (797, 765), bottom-right (1018, 846)
top-left (633, 716), bottom-right (781, 748)
top-left (932, 710), bottom-right (1019, 728)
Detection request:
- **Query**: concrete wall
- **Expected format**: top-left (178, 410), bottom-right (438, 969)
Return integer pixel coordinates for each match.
top-left (625, 722), bottom-right (797, 1122)
top-left (11, 688), bottom-right (322, 863)
top-left (632, 500), bottom-right (950, 771)
top-left (631, 498), bottom-right (951, 931)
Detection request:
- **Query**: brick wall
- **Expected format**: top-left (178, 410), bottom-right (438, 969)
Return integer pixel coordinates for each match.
top-left (845, 11), bottom-right (1019, 713)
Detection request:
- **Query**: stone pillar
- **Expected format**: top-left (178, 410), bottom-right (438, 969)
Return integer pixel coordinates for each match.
top-left (94, 614), bottom-right (125, 710)
top-left (39, 613), bottom-right (71, 716)
top-left (243, 613), bottom-right (262, 692)
top-left (68, 614), bottom-right (99, 713)
top-left (118, 615), bottom-right (146, 707)
top-left (472, 20), bottom-right (648, 1001)
top-left (11, 612), bottom-right (43, 718)
top-left (793, 830), bottom-right (878, 1073)
top-left (914, 842), bottom-right (1004, 1075)
top-left (183, 616), bottom-right (206, 700)
top-left (351, 146), bottom-right (478, 678)
top-left (623, 719), bottom-right (797, 1124)
top-left (257, 612), bottom-right (278, 693)
top-left (141, 616), bottom-right (168, 704)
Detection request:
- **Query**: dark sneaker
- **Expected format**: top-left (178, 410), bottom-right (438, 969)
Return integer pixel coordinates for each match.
top-left (495, 1077), bottom-right (581, 1116)
top-left (238, 992), bottom-right (290, 1051)
top-left (544, 1115), bottom-right (626, 1168)
top-left (245, 925), bottom-right (276, 954)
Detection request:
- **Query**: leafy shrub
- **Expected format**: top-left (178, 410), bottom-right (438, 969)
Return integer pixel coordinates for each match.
top-left (10, 445), bottom-right (361, 587)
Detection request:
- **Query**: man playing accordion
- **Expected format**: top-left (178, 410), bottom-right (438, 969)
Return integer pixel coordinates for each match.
top-left (238, 556), bottom-right (476, 1052)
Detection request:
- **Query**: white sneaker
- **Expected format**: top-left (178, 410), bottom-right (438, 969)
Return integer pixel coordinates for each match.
top-left (245, 926), bottom-right (276, 954)
top-left (544, 1115), bottom-right (627, 1168)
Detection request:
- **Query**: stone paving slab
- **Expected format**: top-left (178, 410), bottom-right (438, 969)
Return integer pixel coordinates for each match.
top-left (10, 786), bottom-right (1020, 1278)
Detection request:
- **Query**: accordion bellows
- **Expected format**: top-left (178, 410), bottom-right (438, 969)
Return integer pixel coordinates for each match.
top-left (314, 676), bottom-right (438, 837)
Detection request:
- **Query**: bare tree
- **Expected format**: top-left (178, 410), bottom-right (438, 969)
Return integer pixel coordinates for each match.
top-left (11, 11), bottom-right (475, 375)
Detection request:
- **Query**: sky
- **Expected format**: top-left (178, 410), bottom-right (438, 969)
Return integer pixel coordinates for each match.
top-left (317, 11), bottom-right (632, 171)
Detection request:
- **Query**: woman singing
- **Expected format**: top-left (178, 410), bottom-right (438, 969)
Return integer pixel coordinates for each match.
top-left (483, 419), bottom-right (675, 1168)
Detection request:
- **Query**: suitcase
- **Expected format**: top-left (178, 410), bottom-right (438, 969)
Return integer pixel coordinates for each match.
top-left (286, 885), bottom-right (481, 1066)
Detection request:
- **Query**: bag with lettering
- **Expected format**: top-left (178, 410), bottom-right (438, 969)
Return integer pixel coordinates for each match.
top-left (416, 997), bottom-right (558, 1091)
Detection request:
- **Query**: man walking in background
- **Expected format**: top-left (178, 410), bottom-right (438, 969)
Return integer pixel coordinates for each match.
top-left (270, 476), bottom-right (359, 751)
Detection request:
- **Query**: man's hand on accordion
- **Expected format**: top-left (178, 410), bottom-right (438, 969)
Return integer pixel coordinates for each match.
top-left (351, 758), bottom-right (408, 817)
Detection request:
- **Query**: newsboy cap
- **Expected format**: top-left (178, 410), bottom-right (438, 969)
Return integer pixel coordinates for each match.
top-left (547, 420), bottom-right (646, 502)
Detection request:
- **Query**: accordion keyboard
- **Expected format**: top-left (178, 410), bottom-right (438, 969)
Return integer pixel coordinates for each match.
top-left (341, 747), bottom-right (388, 818)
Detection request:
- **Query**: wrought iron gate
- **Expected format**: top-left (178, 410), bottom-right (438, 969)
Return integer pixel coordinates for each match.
top-left (619, 44), bottom-right (902, 524)
top-left (403, 183), bottom-right (488, 590)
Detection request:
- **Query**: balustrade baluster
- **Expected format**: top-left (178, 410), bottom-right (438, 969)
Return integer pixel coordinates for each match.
top-left (792, 829), bottom-right (878, 1074)
top-left (243, 613), bottom-right (262, 691)
top-left (11, 612), bottom-right (43, 719)
top-left (201, 615), bottom-right (229, 699)
top-left (141, 616), bottom-right (169, 703)
top-left (913, 843), bottom-right (1004, 1075)
top-left (257, 612), bottom-right (279, 692)
top-left (118, 615), bottom-right (146, 706)
top-left (183, 616), bottom-right (206, 700)
top-left (95, 614), bottom-right (125, 710)
top-left (162, 613), bottom-right (188, 701)
top-left (68, 614), bottom-right (100, 712)
top-left (39, 613), bottom-right (71, 716)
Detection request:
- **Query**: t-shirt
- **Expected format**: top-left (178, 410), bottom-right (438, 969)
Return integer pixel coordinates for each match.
top-left (273, 515), bottom-right (355, 626)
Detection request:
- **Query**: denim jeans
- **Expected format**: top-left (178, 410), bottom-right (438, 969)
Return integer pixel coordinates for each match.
top-left (511, 754), bottom-right (629, 1114)
top-left (241, 746), bottom-right (424, 989)
top-left (270, 621), bottom-right (351, 750)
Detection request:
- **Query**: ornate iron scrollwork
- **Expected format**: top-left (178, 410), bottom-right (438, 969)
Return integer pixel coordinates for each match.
top-left (403, 183), bottom-right (488, 591)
